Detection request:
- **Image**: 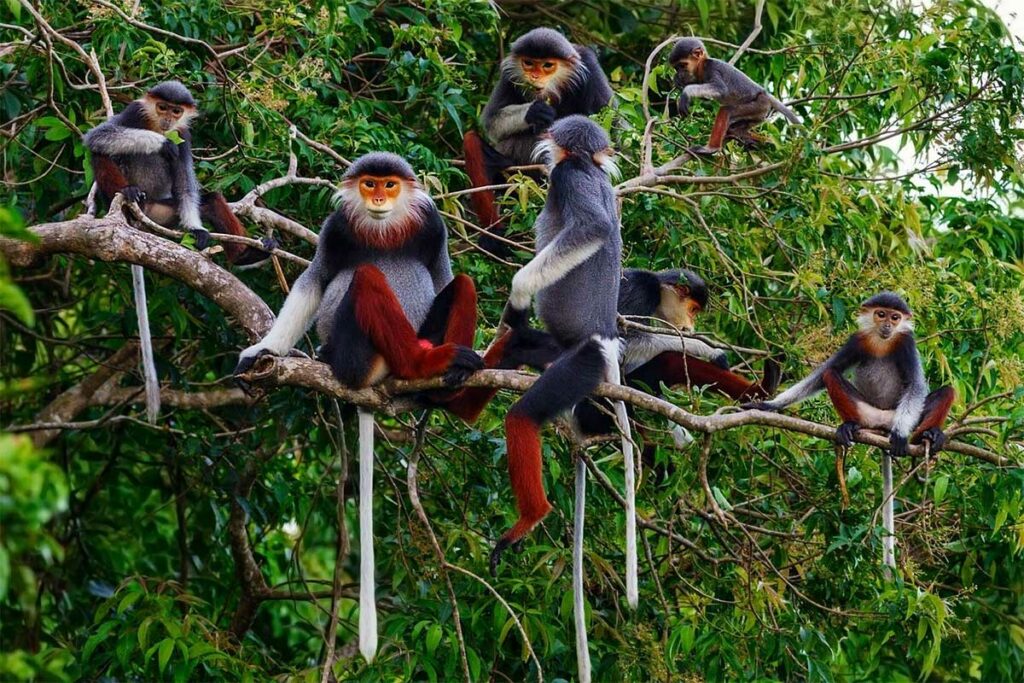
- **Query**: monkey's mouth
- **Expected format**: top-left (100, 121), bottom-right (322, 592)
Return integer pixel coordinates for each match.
top-left (878, 329), bottom-right (893, 339)
top-left (367, 209), bottom-right (391, 220)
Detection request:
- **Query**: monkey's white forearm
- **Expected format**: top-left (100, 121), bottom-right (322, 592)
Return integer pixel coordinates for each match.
top-left (621, 333), bottom-right (725, 373)
top-left (241, 272), bottom-right (321, 358)
top-left (179, 193), bottom-right (202, 231)
top-left (84, 124), bottom-right (167, 155)
top-left (487, 103), bottom-right (533, 141)
top-left (891, 384), bottom-right (927, 437)
top-left (509, 239), bottom-right (602, 310)
top-left (768, 365), bottom-right (827, 409)
top-left (682, 84), bottom-right (723, 100)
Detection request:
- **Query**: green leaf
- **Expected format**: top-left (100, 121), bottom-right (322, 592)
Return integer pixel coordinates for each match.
top-left (425, 623), bottom-right (442, 655)
top-left (158, 638), bottom-right (174, 673)
top-left (932, 475), bottom-right (949, 505)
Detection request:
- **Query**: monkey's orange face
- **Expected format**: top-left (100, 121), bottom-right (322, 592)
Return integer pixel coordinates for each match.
top-left (518, 56), bottom-right (571, 90)
top-left (658, 284), bottom-right (701, 332)
top-left (358, 175), bottom-right (405, 218)
top-left (145, 96), bottom-right (195, 132)
top-left (868, 307), bottom-right (906, 340)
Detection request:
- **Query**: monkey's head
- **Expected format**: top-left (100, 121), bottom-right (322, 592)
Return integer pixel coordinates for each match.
top-left (655, 269), bottom-right (708, 332)
top-left (338, 152), bottom-right (430, 248)
top-left (533, 115), bottom-right (617, 177)
top-left (141, 81), bottom-right (197, 133)
top-left (857, 291), bottom-right (913, 346)
top-left (505, 28), bottom-right (583, 99)
top-left (669, 38), bottom-right (708, 86)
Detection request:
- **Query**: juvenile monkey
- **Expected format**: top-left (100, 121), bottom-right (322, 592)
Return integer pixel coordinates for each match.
top-left (463, 27), bottom-right (613, 255)
top-left (744, 292), bottom-right (954, 456)
top-left (84, 81), bottom-right (276, 266)
top-left (670, 38), bottom-right (800, 155)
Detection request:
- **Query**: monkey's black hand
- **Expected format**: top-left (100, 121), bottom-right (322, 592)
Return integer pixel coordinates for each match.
top-left (889, 432), bottom-right (909, 457)
top-left (442, 346), bottom-right (484, 387)
top-left (234, 348), bottom-right (275, 377)
top-left (676, 93), bottom-right (691, 118)
top-left (835, 421), bottom-right (859, 447)
top-left (120, 185), bottom-right (146, 204)
top-left (711, 351), bottom-right (730, 370)
top-left (259, 236), bottom-right (280, 252)
top-left (500, 302), bottom-right (530, 332)
top-left (918, 427), bottom-right (948, 453)
top-left (524, 100), bottom-right (557, 133)
top-left (740, 401), bottom-right (779, 412)
top-left (190, 227), bottom-right (211, 251)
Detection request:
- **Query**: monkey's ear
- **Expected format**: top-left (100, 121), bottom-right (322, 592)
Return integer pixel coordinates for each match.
top-left (691, 47), bottom-right (705, 58)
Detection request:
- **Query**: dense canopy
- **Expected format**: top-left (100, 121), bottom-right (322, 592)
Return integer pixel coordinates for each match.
top-left (1, 1), bottom-right (1022, 681)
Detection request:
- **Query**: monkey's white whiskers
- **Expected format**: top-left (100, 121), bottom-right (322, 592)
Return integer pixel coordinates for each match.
top-left (358, 409), bottom-right (378, 662)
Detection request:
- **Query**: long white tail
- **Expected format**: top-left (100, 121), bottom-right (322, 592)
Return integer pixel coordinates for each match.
top-left (881, 451), bottom-right (895, 575)
top-left (358, 409), bottom-right (378, 662)
top-left (573, 456), bottom-right (592, 683)
top-left (130, 265), bottom-right (160, 424)
top-left (600, 338), bottom-right (638, 609)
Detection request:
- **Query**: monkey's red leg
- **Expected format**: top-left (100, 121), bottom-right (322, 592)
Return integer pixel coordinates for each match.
top-left (92, 154), bottom-right (130, 199)
top-left (491, 339), bottom-right (607, 574)
top-left (627, 352), bottom-right (758, 401)
top-left (911, 386), bottom-right (955, 451)
top-left (822, 368), bottom-right (868, 422)
top-left (352, 265), bottom-right (475, 380)
top-left (463, 132), bottom-right (503, 233)
top-left (199, 192), bottom-right (274, 266)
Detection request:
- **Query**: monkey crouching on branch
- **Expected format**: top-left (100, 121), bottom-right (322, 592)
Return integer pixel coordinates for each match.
top-left (743, 292), bottom-right (955, 456)
top-left (670, 38), bottom-right (800, 156)
top-left (234, 152), bottom-right (483, 663)
top-left (84, 81), bottom-right (276, 267)
top-left (463, 27), bottom-right (613, 255)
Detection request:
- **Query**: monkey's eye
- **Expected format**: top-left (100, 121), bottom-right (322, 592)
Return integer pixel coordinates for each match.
top-left (157, 103), bottom-right (169, 112)
top-left (170, 106), bottom-right (183, 116)
top-left (875, 310), bottom-right (885, 318)
top-left (543, 61), bottom-right (555, 70)
top-left (522, 59), bottom-right (534, 68)
top-left (363, 180), bottom-right (375, 189)
top-left (385, 181), bottom-right (397, 189)
top-left (891, 314), bottom-right (901, 322)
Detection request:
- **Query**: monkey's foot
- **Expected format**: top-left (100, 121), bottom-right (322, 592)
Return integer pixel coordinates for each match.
top-left (489, 537), bottom-right (525, 577)
top-left (917, 427), bottom-right (948, 453)
top-left (442, 346), bottom-right (485, 386)
top-left (259, 236), bottom-right (280, 252)
top-left (687, 145), bottom-right (721, 157)
top-left (835, 421), bottom-right (860, 447)
top-left (234, 348), bottom-right (277, 377)
top-left (760, 357), bottom-right (783, 397)
top-left (711, 351), bottom-right (730, 370)
top-left (889, 433), bottom-right (910, 457)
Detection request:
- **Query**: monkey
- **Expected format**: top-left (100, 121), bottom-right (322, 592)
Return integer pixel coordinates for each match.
top-left (669, 37), bottom-right (800, 156)
top-left (233, 152), bottom-right (484, 662)
top-left (485, 115), bottom-right (640, 611)
top-left (463, 27), bottom-right (613, 256)
top-left (742, 292), bottom-right (955, 457)
top-left (84, 80), bottom-right (277, 267)
top-left (450, 267), bottom-right (780, 428)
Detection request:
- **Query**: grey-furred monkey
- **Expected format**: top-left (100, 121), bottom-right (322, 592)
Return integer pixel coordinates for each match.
top-left (233, 152), bottom-right (483, 665)
top-left (670, 37), bottom-right (800, 155)
top-left (84, 80), bottom-right (276, 267)
top-left (743, 292), bottom-right (955, 456)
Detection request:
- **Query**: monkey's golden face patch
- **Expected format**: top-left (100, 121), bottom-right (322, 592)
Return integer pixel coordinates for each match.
top-left (657, 284), bottom-right (701, 332)
top-left (857, 306), bottom-right (914, 355)
top-left (518, 56), bottom-right (572, 90)
top-left (144, 95), bottom-right (195, 132)
top-left (357, 175), bottom-right (405, 217)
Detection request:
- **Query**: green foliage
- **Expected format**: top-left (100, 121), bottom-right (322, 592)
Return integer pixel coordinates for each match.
top-left (1, 1), bottom-right (1023, 681)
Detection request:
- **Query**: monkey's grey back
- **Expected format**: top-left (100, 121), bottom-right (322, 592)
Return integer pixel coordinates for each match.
top-left (315, 255), bottom-right (439, 343)
top-left (706, 58), bottom-right (766, 106)
top-left (535, 166), bottom-right (621, 344)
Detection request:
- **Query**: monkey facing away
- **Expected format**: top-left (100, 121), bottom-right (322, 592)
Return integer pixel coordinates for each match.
top-left (463, 27), bottom-right (613, 255)
top-left (670, 38), bottom-right (800, 155)
top-left (84, 81), bottom-right (276, 267)
top-left (234, 152), bottom-right (484, 663)
top-left (743, 292), bottom-right (955, 456)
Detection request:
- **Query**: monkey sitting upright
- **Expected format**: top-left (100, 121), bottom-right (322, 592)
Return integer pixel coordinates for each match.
top-left (744, 292), bottom-right (955, 456)
top-left (669, 38), bottom-right (800, 156)
top-left (84, 81), bottom-right (276, 267)
top-left (463, 27), bottom-right (614, 255)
